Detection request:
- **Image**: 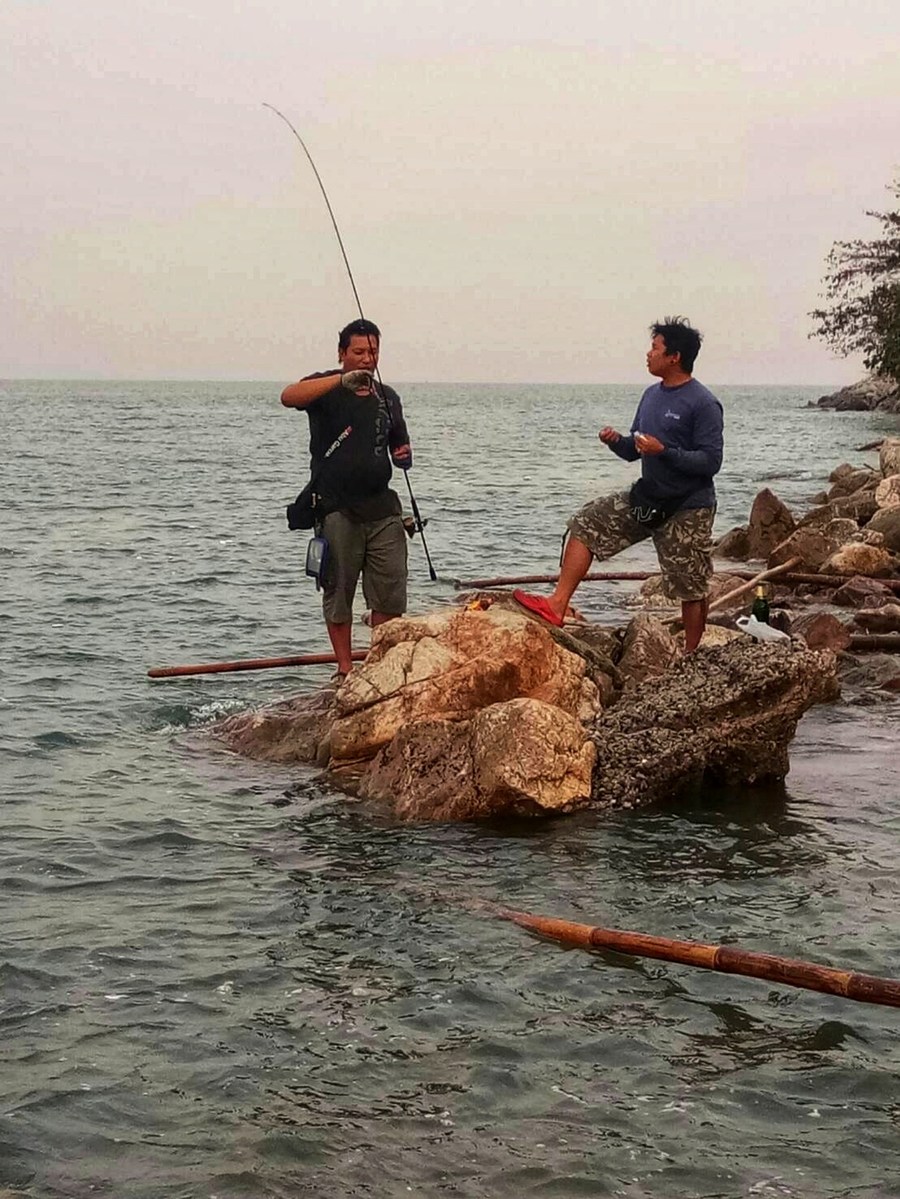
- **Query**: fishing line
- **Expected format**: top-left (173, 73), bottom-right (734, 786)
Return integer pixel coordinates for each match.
top-left (264, 102), bottom-right (439, 583)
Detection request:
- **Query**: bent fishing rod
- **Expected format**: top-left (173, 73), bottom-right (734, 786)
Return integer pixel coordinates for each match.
top-left (264, 102), bottom-right (438, 583)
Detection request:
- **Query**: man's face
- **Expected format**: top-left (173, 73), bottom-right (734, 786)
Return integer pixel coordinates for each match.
top-left (646, 334), bottom-right (679, 377)
top-left (339, 334), bottom-right (379, 372)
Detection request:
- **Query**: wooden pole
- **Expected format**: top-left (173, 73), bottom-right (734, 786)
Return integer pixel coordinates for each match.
top-left (454, 568), bottom-right (900, 594)
top-left (847, 633), bottom-right (900, 653)
top-left (147, 650), bottom-right (367, 679)
top-left (500, 908), bottom-right (900, 1008)
top-left (457, 570), bottom-right (666, 589)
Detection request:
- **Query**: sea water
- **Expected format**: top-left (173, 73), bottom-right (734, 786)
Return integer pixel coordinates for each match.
top-left (2, 380), bottom-right (899, 1198)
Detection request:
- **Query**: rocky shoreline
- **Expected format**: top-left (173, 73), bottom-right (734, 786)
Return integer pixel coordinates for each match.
top-left (208, 437), bottom-right (900, 824)
top-left (813, 375), bottom-right (900, 413)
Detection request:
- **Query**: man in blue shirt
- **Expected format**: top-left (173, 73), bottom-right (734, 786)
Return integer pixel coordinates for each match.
top-left (515, 317), bottom-right (723, 653)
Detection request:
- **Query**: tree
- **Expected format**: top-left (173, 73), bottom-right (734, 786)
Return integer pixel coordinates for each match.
top-left (810, 179), bottom-right (900, 385)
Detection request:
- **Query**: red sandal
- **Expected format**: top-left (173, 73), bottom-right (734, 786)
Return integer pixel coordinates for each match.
top-left (512, 590), bottom-right (564, 628)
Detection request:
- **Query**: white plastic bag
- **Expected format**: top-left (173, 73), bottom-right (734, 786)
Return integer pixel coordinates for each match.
top-left (736, 615), bottom-right (791, 643)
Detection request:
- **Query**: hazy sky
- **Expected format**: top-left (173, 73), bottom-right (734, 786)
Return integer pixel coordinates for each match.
top-left (3, 0), bottom-right (899, 384)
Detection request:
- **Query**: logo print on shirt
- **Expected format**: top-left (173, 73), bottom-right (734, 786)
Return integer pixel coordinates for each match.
top-left (665, 410), bottom-right (681, 420)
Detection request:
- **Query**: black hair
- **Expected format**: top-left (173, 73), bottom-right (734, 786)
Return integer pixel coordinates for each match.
top-left (651, 316), bottom-right (703, 373)
top-left (338, 318), bottom-right (381, 352)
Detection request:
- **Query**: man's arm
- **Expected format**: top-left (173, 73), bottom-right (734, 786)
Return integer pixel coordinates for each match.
top-left (660, 400), bottom-right (724, 476)
top-left (386, 389), bottom-right (412, 467)
top-left (280, 371), bottom-right (341, 409)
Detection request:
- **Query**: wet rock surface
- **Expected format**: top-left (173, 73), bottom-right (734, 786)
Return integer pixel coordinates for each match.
top-left (588, 639), bottom-right (839, 809)
top-left (211, 604), bottom-right (839, 823)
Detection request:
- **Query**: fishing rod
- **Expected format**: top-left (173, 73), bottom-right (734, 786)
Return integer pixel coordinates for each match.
top-left (264, 102), bottom-right (438, 583)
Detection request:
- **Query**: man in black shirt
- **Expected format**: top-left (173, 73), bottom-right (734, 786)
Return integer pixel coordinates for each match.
top-left (281, 319), bottom-right (412, 678)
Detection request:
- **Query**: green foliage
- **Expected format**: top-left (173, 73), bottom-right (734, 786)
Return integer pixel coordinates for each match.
top-left (810, 180), bottom-right (900, 385)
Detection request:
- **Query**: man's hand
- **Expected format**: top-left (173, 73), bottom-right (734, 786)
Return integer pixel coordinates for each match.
top-left (341, 369), bottom-right (373, 392)
top-left (391, 443), bottom-right (412, 468)
top-left (634, 432), bottom-right (665, 456)
top-left (599, 427), bottom-right (621, 445)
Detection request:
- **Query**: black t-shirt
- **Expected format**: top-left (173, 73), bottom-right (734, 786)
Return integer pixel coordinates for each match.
top-left (299, 372), bottom-right (410, 521)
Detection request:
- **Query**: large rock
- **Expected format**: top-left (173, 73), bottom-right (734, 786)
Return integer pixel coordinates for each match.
top-left (360, 698), bottom-right (596, 820)
top-left (713, 524), bottom-right (751, 561)
top-left (866, 506), bottom-right (900, 552)
top-left (790, 611), bottom-right (852, 652)
top-left (819, 543), bottom-right (897, 578)
top-left (880, 438), bottom-right (900, 476)
top-left (832, 575), bottom-right (897, 608)
top-left (746, 489), bottom-right (796, 559)
top-left (588, 640), bottom-right (839, 809)
top-left (827, 467), bottom-right (878, 500)
top-left (875, 474), bottom-right (900, 510)
top-left (831, 488), bottom-right (880, 524)
top-left (617, 614), bottom-right (679, 689)
top-left (329, 607), bottom-right (599, 764)
top-left (769, 521), bottom-right (857, 570)
top-left (213, 685), bottom-right (338, 764)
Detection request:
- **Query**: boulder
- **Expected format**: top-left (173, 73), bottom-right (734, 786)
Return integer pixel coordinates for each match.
top-left (713, 524), bottom-right (751, 560)
top-left (827, 467), bottom-right (878, 500)
top-left (830, 489), bottom-right (880, 524)
top-left (866, 506), bottom-right (900, 552)
top-left (797, 503), bottom-right (838, 530)
top-left (790, 611), bottom-right (852, 652)
top-left (819, 543), bottom-right (897, 578)
top-left (617, 614), bottom-right (680, 689)
top-left (828, 462), bottom-right (859, 483)
top-left (769, 522), bottom-right (854, 570)
top-left (359, 698), bottom-right (597, 821)
top-left (212, 685), bottom-right (339, 764)
top-left (874, 474), bottom-right (900, 510)
top-left (329, 607), bottom-right (599, 764)
top-left (746, 489), bottom-right (796, 559)
top-left (832, 575), bottom-right (897, 608)
top-left (589, 640), bottom-right (839, 809)
top-left (880, 438), bottom-right (900, 477)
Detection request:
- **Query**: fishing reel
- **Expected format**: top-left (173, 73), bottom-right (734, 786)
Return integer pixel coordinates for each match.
top-left (402, 515), bottom-right (428, 539)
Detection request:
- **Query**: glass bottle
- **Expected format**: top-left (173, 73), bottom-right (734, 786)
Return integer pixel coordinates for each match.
top-left (750, 584), bottom-right (770, 625)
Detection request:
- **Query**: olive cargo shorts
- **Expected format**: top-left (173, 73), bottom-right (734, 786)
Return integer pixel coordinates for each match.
top-left (568, 489), bottom-right (715, 601)
top-left (320, 511), bottom-right (408, 624)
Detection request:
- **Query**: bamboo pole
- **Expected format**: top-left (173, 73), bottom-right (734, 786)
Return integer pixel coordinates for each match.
top-left (707, 557), bottom-right (802, 613)
top-left (454, 568), bottom-right (900, 594)
top-left (500, 908), bottom-right (900, 1008)
top-left (454, 571), bottom-right (659, 589)
top-left (848, 633), bottom-right (900, 653)
top-left (147, 650), bottom-right (367, 679)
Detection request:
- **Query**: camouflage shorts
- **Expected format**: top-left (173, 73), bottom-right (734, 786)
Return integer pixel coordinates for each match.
top-left (568, 490), bottom-right (715, 601)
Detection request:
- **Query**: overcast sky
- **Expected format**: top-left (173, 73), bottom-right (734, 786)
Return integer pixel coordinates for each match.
top-left (3, 0), bottom-right (899, 384)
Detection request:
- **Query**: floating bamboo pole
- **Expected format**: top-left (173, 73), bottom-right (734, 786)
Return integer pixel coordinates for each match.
top-left (500, 908), bottom-right (900, 1008)
top-left (147, 650), bottom-right (367, 679)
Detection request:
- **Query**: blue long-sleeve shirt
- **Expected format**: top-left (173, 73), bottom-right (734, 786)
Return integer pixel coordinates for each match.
top-left (609, 378), bottom-right (724, 509)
